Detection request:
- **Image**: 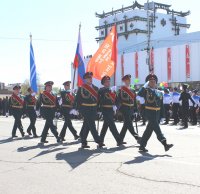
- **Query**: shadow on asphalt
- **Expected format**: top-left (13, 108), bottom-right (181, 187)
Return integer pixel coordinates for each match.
top-left (55, 145), bottom-right (133, 170)
top-left (124, 152), bottom-right (172, 164)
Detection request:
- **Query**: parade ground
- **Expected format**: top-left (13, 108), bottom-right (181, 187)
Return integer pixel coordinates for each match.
top-left (0, 116), bottom-right (200, 194)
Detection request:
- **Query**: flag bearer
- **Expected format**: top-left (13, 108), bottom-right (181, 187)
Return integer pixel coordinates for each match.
top-left (74, 72), bottom-right (104, 149)
top-left (24, 87), bottom-right (38, 137)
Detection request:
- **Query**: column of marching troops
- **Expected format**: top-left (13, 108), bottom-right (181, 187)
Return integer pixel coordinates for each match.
top-left (6, 71), bottom-right (200, 152)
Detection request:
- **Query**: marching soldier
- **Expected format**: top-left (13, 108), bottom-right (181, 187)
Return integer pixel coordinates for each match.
top-left (75, 72), bottom-right (104, 149)
top-left (59, 81), bottom-right (79, 141)
top-left (171, 87), bottom-right (180, 125)
top-left (99, 76), bottom-right (124, 146)
top-left (36, 81), bottom-right (61, 143)
top-left (117, 74), bottom-right (140, 143)
top-left (24, 87), bottom-right (38, 137)
top-left (179, 84), bottom-right (195, 129)
top-left (137, 74), bottom-right (173, 152)
top-left (162, 88), bottom-right (172, 125)
top-left (9, 85), bottom-right (25, 138)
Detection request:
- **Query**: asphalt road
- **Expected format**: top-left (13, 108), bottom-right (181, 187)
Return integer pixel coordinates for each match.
top-left (0, 116), bottom-right (200, 194)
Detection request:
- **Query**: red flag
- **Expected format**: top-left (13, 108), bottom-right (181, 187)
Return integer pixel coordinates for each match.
top-left (135, 52), bottom-right (138, 78)
top-left (150, 48), bottom-right (154, 73)
top-left (87, 25), bottom-right (118, 80)
top-left (186, 45), bottom-right (190, 78)
top-left (167, 48), bottom-right (171, 81)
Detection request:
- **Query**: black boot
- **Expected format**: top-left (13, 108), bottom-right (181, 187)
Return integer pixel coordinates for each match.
top-left (162, 140), bottom-right (174, 152)
top-left (139, 146), bottom-right (148, 152)
top-left (81, 144), bottom-right (90, 149)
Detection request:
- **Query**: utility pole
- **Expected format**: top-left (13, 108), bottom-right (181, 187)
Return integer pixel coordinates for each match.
top-left (146, 0), bottom-right (151, 73)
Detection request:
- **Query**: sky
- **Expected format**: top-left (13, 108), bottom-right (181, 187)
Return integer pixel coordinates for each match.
top-left (0, 0), bottom-right (199, 86)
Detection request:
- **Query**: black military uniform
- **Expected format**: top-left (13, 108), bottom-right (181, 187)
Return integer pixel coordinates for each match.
top-left (179, 84), bottom-right (195, 129)
top-left (24, 87), bottom-right (38, 137)
top-left (36, 81), bottom-right (60, 143)
top-left (117, 74), bottom-right (140, 143)
top-left (9, 85), bottom-right (25, 138)
top-left (75, 72), bottom-right (104, 148)
top-left (137, 74), bottom-right (173, 152)
top-left (59, 81), bottom-right (79, 141)
top-left (99, 76), bottom-right (122, 146)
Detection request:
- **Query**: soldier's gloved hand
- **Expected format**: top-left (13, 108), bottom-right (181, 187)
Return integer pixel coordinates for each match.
top-left (6, 112), bottom-right (9, 117)
top-left (69, 109), bottom-right (75, 115)
top-left (73, 110), bottom-right (79, 116)
top-left (143, 81), bottom-right (149, 88)
top-left (36, 110), bottom-right (40, 117)
top-left (134, 112), bottom-right (138, 118)
top-left (97, 112), bottom-right (102, 116)
top-left (160, 118), bottom-right (165, 123)
top-left (113, 105), bottom-right (117, 114)
top-left (59, 98), bottom-right (62, 106)
top-left (194, 104), bottom-right (198, 108)
top-left (111, 86), bottom-right (117, 92)
top-left (55, 112), bottom-right (61, 118)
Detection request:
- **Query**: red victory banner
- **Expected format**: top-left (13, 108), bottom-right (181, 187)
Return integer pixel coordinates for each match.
top-left (167, 48), bottom-right (172, 81)
top-left (135, 52), bottom-right (139, 78)
top-left (150, 48), bottom-right (154, 73)
top-left (87, 25), bottom-right (118, 81)
top-left (186, 45), bottom-right (190, 78)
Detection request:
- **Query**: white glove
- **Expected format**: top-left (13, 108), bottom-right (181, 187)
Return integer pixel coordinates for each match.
top-left (73, 110), bottom-right (79, 116)
top-left (113, 105), bottom-right (117, 114)
top-left (59, 98), bottom-right (62, 106)
top-left (194, 104), bottom-right (198, 108)
top-left (160, 118), bottom-right (165, 123)
top-left (97, 112), bottom-right (102, 116)
top-left (55, 112), bottom-right (61, 117)
top-left (111, 86), bottom-right (117, 92)
top-left (134, 112), bottom-right (138, 117)
top-left (70, 109), bottom-right (75, 115)
top-left (36, 111), bottom-right (40, 117)
top-left (143, 81), bottom-right (149, 88)
top-left (31, 92), bottom-right (36, 97)
top-left (6, 112), bottom-right (9, 117)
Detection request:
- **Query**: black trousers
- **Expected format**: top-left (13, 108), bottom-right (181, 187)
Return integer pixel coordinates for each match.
top-left (164, 104), bottom-right (170, 123)
top-left (11, 108), bottom-right (24, 137)
top-left (59, 108), bottom-right (78, 139)
top-left (172, 103), bottom-right (180, 124)
top-left (119, 106), bottom-right (138, 142)
top-left (190, 106), bottom-right (198, 125)
top-left (80, 107), bottom-right (101, 145)
top-left (140, 104), bottom-right (146, 124)
top-left (27, 108), bottom-right (37, 136)
top-left (140, 109), bottom-right (166, 148)
top-left (100, 108), bottom-right (120, 144)
top-left (41, 108), bottom-right (59, 142)
top-left (182, 106), bottom-right (189, 127)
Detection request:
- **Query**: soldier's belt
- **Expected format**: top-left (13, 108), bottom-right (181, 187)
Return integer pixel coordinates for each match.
top-left (102, 105), bottom-right (113, 108)
top-left (42, 105), bottom-right (56, 108)
top-left (27, 105), bottom-right (35, 107)
top-left (12, 105), bottom-right (23, 109)
top-left (122, 103), bottom-right (134, 107)
top-left (62, 105), bottom-right (73, 108)
top-left (145, 106), bottom-right (160, 111)
top-left (81, 103), bottom-right (97, 107)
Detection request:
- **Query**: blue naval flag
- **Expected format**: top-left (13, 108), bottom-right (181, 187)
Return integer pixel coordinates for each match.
top-left (30, 36), bottom-right (38, 93)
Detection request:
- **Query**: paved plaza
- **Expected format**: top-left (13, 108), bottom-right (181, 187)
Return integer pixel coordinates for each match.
top-left (0, 116), bottom-right (200, 194)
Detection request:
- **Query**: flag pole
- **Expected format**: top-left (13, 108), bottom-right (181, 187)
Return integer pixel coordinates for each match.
top-left (72, 23), bottom-right (81, 91)
top-left (113, 14), bottom-right (117, 86)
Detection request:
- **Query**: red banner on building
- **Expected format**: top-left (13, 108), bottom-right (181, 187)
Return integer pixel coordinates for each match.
top-left (186, 45), bottom-right (190, 78)
top-left (135, 52), bottom-right (138, 78)
top-left (167, 48), bottom-right (171, 81)
top-left (150, 48), bottom-right (154, 73)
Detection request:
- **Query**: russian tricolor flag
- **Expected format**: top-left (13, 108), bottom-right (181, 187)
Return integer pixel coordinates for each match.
top-left (73, 27), bottom-right (85, 87)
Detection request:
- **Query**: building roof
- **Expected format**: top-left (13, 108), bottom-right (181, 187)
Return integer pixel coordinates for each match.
top-left (120, 31), bottom-right (200, 53)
